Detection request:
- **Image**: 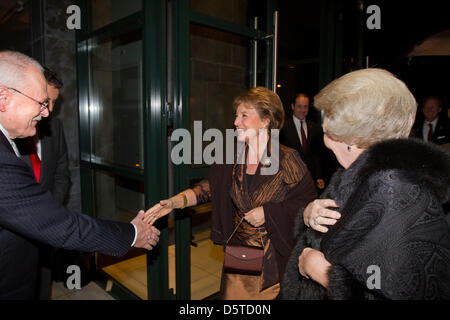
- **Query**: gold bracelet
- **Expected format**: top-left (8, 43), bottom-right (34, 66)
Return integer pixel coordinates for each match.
top-left (179, 192), bottom-right (188, 209)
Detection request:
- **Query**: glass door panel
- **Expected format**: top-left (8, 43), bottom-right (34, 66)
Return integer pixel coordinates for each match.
top-left (94, 171), bottom-right (144, 223)
top-left (173, 0), bottom-right (275, 299)
top-left (86, 25), bottom-right (147, 299)
top-left (89, 29), bottom-right (144, 170)
top-left (190, 0), bottom-right (251, 26)
top-left (77, 0), bottom-right (274, 300)
top-left (190, 24), bottom-right (250, 137)
top-left (94, 169), bottom-right (147, 299)
top-left (78, 0), bottom-right (171, 300)
top-left (91, 0), bottom-right (142, 31)
top-left (185, 23), bottom-right (252, 300)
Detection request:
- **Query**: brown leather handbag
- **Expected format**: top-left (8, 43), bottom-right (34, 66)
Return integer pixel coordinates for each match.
top-left (223, 217), bottom-right (264, 276)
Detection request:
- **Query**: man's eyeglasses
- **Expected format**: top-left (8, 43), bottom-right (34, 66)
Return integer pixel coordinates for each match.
top-left (7, 87), bottom-right (49, 113)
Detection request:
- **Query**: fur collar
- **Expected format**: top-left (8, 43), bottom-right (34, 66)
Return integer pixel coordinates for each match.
top-left (282, 138), bottom-right (450, 300)
top-left (352, 138), bottom-right (450, 204)
top-left (292, 138), bottom-right (450, 241)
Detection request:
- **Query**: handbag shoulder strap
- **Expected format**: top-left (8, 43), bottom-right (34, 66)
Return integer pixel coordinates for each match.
top-left (225, 216), bottom-right (245, 245)
top-left (225, 216), bottom-right (265, 247)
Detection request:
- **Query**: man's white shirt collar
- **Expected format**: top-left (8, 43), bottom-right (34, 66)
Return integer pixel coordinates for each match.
top-left (0, 123), bottom-right (21, 157)
top-left (424, 118), bottom-right (438, 128)
top-left (292, 115), bottom-right (308, 137)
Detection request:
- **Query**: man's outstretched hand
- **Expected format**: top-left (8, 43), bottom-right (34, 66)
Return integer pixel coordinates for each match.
top-left (131, 210), bottom-right (160, 250)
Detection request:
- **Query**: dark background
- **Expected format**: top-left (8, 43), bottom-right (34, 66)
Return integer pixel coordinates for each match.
top-left (276, 0), bottom-right (450, 122)
top-left (2, 0), bottom-right (449, 113)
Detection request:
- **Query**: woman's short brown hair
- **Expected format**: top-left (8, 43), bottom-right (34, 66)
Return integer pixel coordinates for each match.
top-left (314, 68), bottom-right (417, 148)
top-left (233, 86), bottom-right (285, 130)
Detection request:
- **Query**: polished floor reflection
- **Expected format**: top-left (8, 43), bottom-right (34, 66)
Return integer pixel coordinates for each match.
top-left (102, 229), bottom-right (223, 300)
top-left (52, 281), bottom-right (114, 300)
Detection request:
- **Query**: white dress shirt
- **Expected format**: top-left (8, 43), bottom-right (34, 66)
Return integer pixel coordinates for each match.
top-left (292, 115), bottom-right (308, 145)
top-left (0, 123), bottom-right (21, 157)
top-left (422, 118), bottom-right (438, 142)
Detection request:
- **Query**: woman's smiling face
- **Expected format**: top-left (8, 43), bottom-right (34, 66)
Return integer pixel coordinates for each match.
top-left (234, 103), bottom-right (269, 142)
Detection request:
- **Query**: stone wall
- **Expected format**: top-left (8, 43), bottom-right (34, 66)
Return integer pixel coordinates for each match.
top-left (190, 24), bottom-right (248, 137)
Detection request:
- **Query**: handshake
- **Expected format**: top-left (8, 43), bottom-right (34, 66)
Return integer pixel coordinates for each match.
top-left (131, 196), bottom-right (181, 250)
top-left (130, 210), bottom-right (161, 251)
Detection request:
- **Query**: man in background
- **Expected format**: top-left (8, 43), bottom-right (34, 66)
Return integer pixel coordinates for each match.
top-left (410, 96), bottom-right (450, 218)
top-left (280, 93), bottom-right (325, 191)
top-left (17, 67), bottom-right (70, 205)
top-left (411, 96), bottom-right (450, 145)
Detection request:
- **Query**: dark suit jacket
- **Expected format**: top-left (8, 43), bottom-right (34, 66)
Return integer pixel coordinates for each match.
top-left (280, 117), bottom-right (323, 181)
top-left (15, 117), bottom-right (71, 299)
top-left (16, 116), bottom-right (70, 205)
top-left (411, 116), bottom-right (450, 145)
top-left (0, 130), bottom-right (134, 300)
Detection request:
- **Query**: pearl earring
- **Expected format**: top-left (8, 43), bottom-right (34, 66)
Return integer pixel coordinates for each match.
top-left (347, 145), bottom-right (352, 152)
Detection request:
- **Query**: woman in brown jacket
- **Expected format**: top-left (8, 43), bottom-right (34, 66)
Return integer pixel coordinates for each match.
top-left (145, 87), bottom-right (316, 299)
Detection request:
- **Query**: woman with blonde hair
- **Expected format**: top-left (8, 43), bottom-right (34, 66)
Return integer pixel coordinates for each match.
top-left (282, 68), bottom-right (450, 300)
top-left (146, 87), bottom-right (317, 299)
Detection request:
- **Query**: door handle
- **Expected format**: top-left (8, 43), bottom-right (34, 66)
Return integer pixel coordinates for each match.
top-left (251, 17), bottom-right (258, 87)
top-left (272, 11), bottom-right (279, 92)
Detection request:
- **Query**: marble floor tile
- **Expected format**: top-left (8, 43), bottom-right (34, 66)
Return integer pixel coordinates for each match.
top-left (63, 237), bottom-right (222, 300)
top-left (52, 281), bottom-right (115, 300)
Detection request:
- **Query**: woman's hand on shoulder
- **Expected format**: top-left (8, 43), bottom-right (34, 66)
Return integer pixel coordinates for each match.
top-left (303, 199), bottom-right (341, 233)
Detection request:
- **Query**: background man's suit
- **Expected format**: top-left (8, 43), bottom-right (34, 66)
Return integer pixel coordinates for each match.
top-left (280, 117), bottom-right (324, 183)
top-left (0, 130), bottom-right (134, 299)
top-left (16, 116), bottom-right (70, 205)
top-left (411, 115), bottom-right (450, 145)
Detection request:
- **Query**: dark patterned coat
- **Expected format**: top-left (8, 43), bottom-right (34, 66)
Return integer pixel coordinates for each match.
top-left (281, 138), bottom-right (450, 300)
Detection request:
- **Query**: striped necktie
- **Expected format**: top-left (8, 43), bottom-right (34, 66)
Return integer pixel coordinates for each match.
top-left (427, 123), bottom-right (433, 142)
top-left (300, 121), bottom-right (308, 153)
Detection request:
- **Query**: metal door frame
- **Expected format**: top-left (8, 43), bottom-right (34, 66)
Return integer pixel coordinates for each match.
top-left (171, 0), bottom-right (277, 300)
top-left (76, 0), bottom-right (170, 300)
top-left (76, 0), bottom-right (278, 300)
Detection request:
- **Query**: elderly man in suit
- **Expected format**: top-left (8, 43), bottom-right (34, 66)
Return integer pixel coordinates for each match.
top-left (280, 93), bottom-right (325, 190)
top-left (0, 50), bottom-right (160, 300)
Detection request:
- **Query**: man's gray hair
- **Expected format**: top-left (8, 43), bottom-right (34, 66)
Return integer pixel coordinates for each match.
top-left (0, 50), bottom-right (43, 91)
